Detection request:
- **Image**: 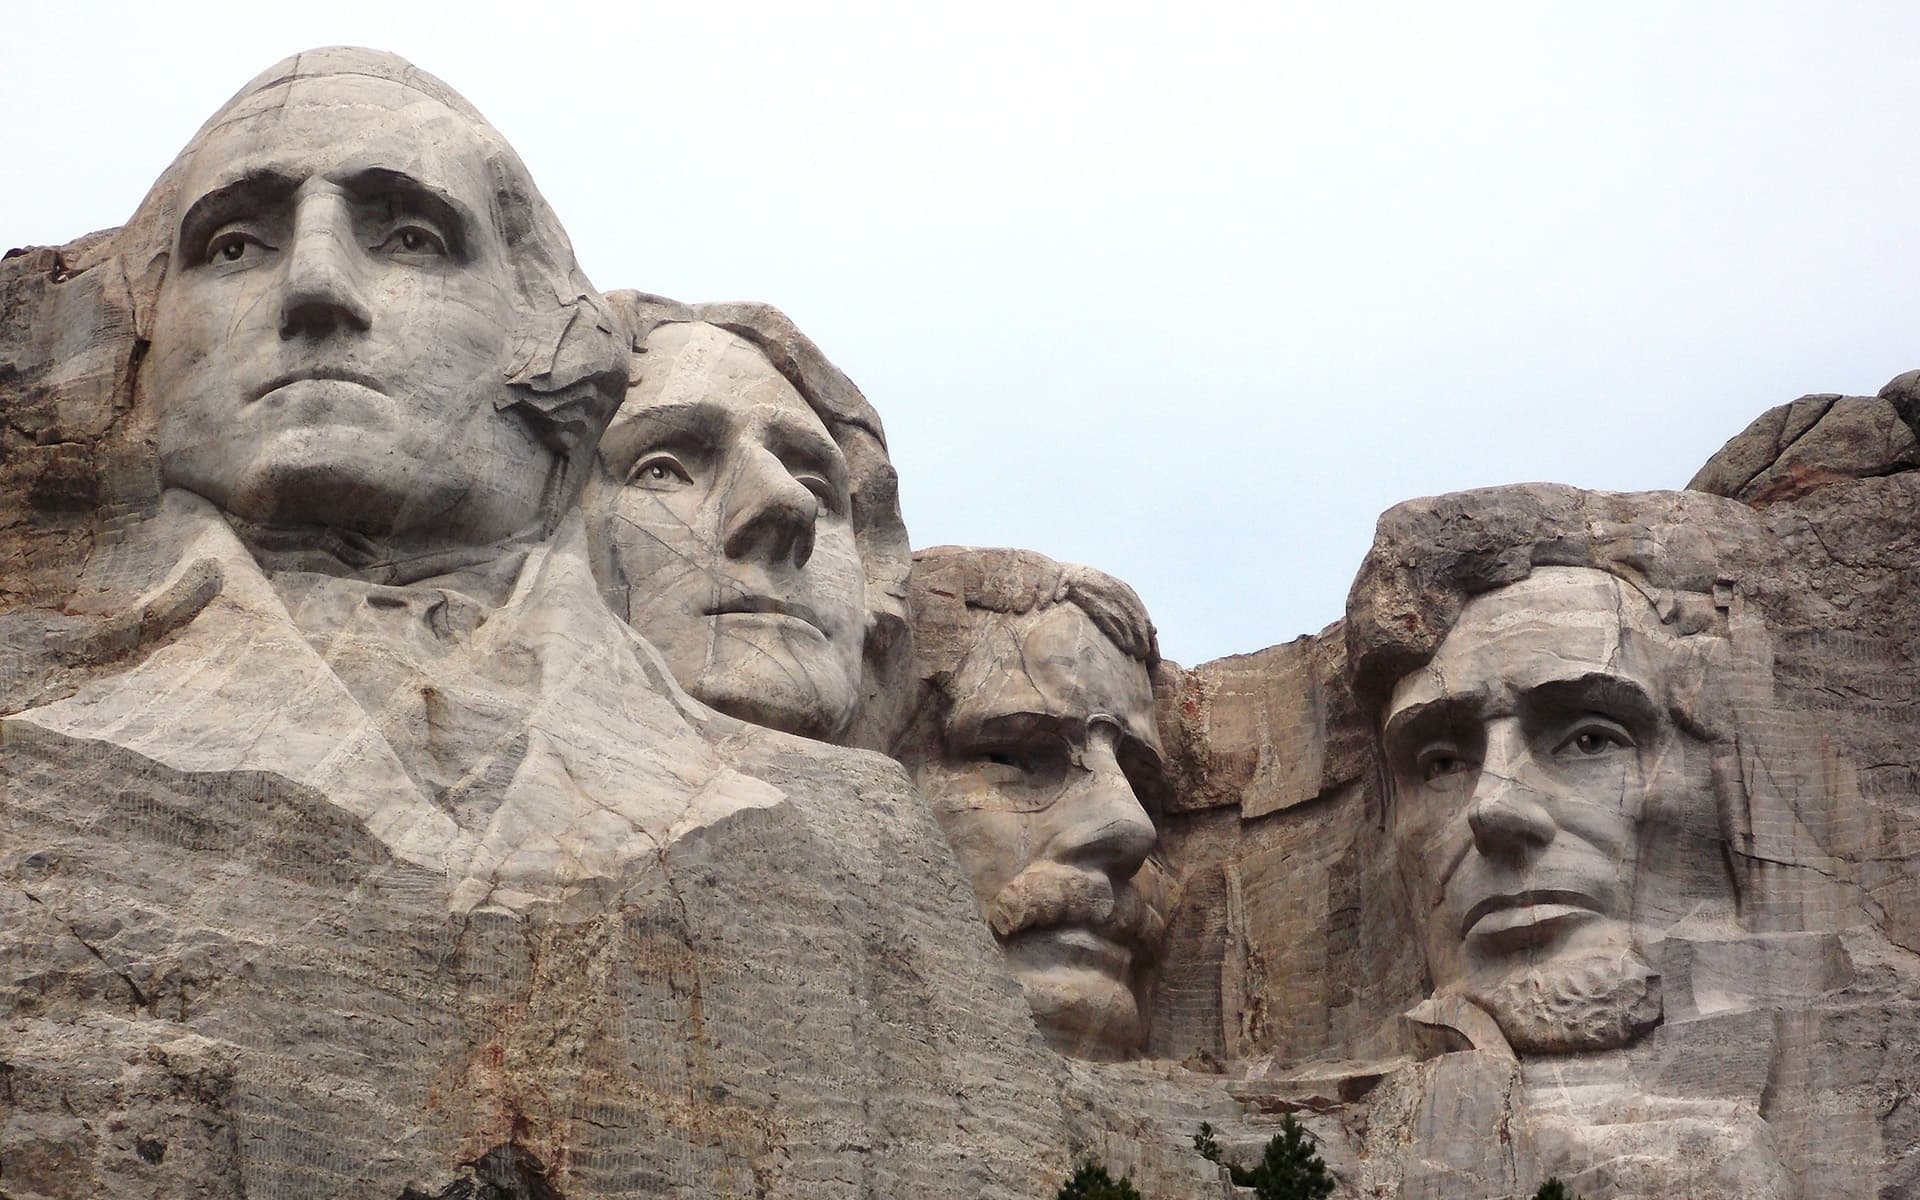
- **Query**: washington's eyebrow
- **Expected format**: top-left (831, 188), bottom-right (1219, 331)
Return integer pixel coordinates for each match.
top-left (337, 168), bottom-right (475, 259)
top-left (1521, 673), bottom-right (1661, 729)
top-left (177, 169), bottom-right (300, 259)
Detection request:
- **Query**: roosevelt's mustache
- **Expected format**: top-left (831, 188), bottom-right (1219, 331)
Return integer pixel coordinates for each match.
top-left (985, 860), bottom-right (1165, 949)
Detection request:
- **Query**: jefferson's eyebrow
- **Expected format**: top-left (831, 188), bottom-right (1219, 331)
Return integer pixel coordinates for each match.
top-left (607, 399), bottom-right (732, 459)
top-left (763, 409), bottom-right (849, 491)
top-left (336, 167), bottom-right (476, 259)
top-left (177, 169), bottom-right (300, 259)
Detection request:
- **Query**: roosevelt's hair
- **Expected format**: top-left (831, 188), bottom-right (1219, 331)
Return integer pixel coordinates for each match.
top-left (115, 46), bottom-right (629, 527)
top-left (907, 545), bottom-right (1161, 681)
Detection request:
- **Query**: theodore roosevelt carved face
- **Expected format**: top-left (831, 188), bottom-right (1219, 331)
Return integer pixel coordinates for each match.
top-left (1379, 566), bottom-right (1744, 1052)
top-left (900, 547), bottom-right (1169, 1060)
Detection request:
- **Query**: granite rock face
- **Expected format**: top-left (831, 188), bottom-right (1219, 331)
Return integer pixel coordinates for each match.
top-left (9, 43), bottom-right (1920, 1200)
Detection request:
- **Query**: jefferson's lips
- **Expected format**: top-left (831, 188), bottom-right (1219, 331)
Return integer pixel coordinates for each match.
top-left (703, 595), bottom-right (826, 635)
top-left (1461, 888), bottom-right (1604, 939)
top-left (253, 367), bottom-right (388, 402)
top-left (1004, 926), bottom-right (1134, 980)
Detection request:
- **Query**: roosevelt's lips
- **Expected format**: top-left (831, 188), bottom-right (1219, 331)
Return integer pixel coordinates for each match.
top-left (253, 367), bottom-right (389, 402)
top-left (703, 595), bottom-right (826, 635)
top-left (1461, 888), bottom-right (1606, 938)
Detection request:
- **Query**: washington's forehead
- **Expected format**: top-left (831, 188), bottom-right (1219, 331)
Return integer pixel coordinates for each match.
top-left (183, 76), bottom-right (492, 194)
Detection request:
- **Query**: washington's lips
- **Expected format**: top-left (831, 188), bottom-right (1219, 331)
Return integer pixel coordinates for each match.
top-left (253, 366), bottom-right (388, 402)
top-left (1461, 888), bottom-right (1605, 943)
top-left (703, 595), bottom-right (826, 635)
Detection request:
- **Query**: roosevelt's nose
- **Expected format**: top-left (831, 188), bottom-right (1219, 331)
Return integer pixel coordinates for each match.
top-left (721, 446), bottom-right (818, 569)
top-left (1466, 721), bottom-right (1557, 862)
top-left (1044, 724), bottom-right (1157, 881)
top-left (280, 192), bottom-right (373, 338)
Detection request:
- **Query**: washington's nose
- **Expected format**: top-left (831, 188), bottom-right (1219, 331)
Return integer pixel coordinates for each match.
top-left (279, 194), bottom-right (372, 338)
top-left (1466, 723), bottom-right (1557, 861)
top-left (721, 447), bottom-right (818, 569)
top-left (1046, 726), bottom-right (1156, 881)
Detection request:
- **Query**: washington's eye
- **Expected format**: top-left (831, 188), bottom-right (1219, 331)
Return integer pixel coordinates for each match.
top-left (1560, 724), bottom-right (1633, 757)
top-left (373, 223), bottom-right (448, 256)
top-left (206, 230), bottom-right (271, 265)
top-left (627, 453), bottom-right (692, 489)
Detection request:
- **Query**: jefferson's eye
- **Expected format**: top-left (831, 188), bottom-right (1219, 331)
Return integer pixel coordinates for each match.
top-left (795, 473), bottom-right (845, 514)
top-left (373, 224), bottom-right (448, 256)
top-left (627, 454), bottom-right (692, 489)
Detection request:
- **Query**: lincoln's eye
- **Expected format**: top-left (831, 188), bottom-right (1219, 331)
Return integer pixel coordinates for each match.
top-left (1423, 754), bottom-right (1470, 781)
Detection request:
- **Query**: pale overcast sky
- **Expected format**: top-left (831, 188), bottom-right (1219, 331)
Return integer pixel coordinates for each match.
top-left (6, 2), bottom-right (1918, 664)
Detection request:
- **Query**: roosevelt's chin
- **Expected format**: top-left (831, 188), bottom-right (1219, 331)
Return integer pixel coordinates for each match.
top-left (1012, 962), bottom-right (1144, 1061)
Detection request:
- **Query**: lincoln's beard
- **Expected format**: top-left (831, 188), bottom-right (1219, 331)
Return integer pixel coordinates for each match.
top-left (1467, 946), bottom-right (1662, 1054)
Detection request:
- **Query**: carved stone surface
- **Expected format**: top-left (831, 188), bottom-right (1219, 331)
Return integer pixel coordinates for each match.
top-left (10, 42), bottom-right (1920, 1200)
top-left (897, 547), bottom-right (1172, 1061)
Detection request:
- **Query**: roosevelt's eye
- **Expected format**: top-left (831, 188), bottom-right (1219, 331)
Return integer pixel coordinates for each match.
top-left (372, 223), bottom-right (449, 257)
top-left (206, 229), bottom-right (273, 265)
top-left (1558, 722), bottom-right (1633, 758)
top-left (627, 453), bottom-right (692, 490)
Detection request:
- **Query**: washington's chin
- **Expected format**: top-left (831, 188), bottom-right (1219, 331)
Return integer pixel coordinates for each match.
top-left (1006, 955), bottom-right (1144, 1061)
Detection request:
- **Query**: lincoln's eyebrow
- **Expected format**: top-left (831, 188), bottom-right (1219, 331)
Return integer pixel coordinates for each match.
top-left (177, 169), bottom-right (300, 261)
top-left (1521, 673), bottom-right (1661, 729)
top-left (336, 167), bottom-right (476, 259)
top-left (1381, 692), bottom-right (1481, 754)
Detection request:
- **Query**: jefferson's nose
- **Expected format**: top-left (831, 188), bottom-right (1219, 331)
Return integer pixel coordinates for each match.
top-left (1466, 722), bottom-right (1557, 861)
top-left (721, 446), bottom-right (817, 569)
top-left (280, 193), bottom-right (372, 338)
top-left (1045, 725), bottom-right (1156, 882)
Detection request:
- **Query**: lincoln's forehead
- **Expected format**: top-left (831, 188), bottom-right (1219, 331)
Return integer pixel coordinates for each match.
top-left (1387, 566), bottom-right (1667, 716)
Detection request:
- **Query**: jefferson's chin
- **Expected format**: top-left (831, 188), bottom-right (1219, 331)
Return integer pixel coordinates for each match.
top-left (1468, 945), bottom-right (1662, 1054)
top-left (690, 626), bottom-right (860, 741)
top-left (1012, 962), bottom-right (1143, 1061)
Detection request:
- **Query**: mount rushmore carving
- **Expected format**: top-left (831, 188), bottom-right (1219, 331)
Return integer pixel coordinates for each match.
top-left (6, 46), bottom-right (1920, 1200)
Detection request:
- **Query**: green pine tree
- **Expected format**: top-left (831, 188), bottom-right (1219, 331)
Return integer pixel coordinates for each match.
top-left (1192, 1122), bottom-right (1223, 1164)
top-left (1244, 1115), bottom-right (1334, 1200)
top-left (1533, 1180), bottom-right (1579, 1200)
top-left (1054, 1160), bottom-right (1144, 1200)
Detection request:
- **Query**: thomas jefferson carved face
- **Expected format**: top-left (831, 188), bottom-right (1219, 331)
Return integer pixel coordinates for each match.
top-left (1381, 567), bottom-right (1732, 1052)
top-left (911, 601), bottom-right (1166, 1060)
top-left (586, 322), bottom-right (866, 741)
top-left (145, 71), bottom-right (553, 545)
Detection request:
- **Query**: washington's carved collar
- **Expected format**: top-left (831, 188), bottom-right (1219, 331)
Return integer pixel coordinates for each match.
top-left (232, 516), bottom-right (540, 609)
